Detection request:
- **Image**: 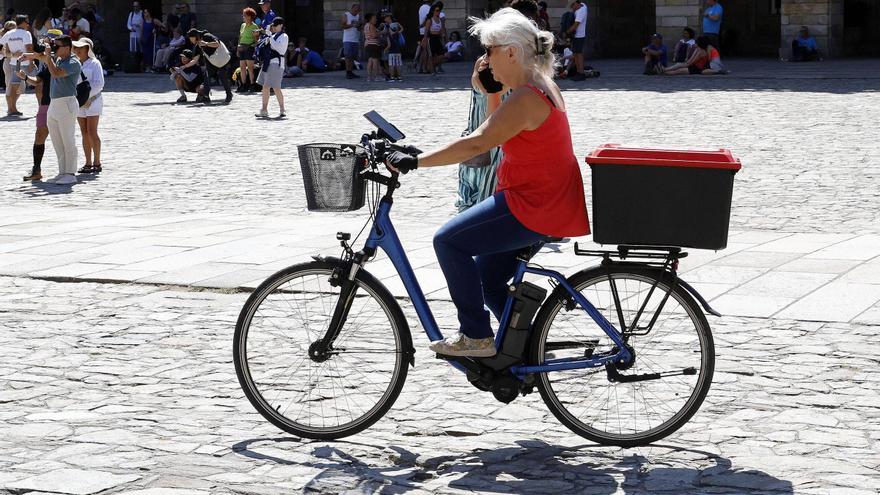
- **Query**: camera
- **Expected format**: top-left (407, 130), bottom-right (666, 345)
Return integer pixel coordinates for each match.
top-left (32, 38), bottom-right (54, 54)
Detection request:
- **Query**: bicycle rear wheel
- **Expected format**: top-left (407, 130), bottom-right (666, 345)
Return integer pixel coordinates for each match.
top-left (234, 260), bottom-right (412, 439)
top-left (530, 266), bottom-right (714, 447)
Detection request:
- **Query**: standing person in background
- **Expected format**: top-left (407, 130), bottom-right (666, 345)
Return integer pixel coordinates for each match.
top-left (384, 15), bottom-right (403, 82)
top-left (536, 2), bottom-right (550, 30)
top-left (566, 1), bottom-right (588, 81)
top-left (68, 8), bottom-right (90, 41)
top-left (187, 28), bottom-right (233, 104)
top-left (72, 38), bottom-right (104, 174)
top-left (19, 30), bottom-right (61, 182)
top-left (424, 2), bottom-right (446, 75)
top-left (126, 2), bottom-right (144, 67)
top-left (1, 15), bottom-right (32, 117)
top-left (33, 8), bottom-right (58, 38)
top-left (255, 17), bottom-right (287, 119)
top-left (141, 9), bottom-right (156, 71)
top-left (341, 3), bottom-right (361, 79)
top-left (457, 1), bottom-right (539, 212)
top-left (25, 35), bottom-right (81, 185)
top-left (363, 13), bottom-right (381, 82)
top-left (702, 0), bottom-right (723, 49)
top-left (0, 20), bottom-right (15, 93)
top-left (258, 0), bottom-right (276, 31)
top-left (178, 3), bottom-right (196, 33)
top-left (237, 7), bottom-right (260, 93)
top-left (417, 0), bottom-right (432, 73)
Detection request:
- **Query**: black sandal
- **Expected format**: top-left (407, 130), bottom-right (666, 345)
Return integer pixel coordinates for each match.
top-left (93, 163), bottom-right (102, 173)
top-left (77, 165), bottom-right (95, 174)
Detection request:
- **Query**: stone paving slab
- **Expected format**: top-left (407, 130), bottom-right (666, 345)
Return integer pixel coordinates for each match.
top-left (2, 207), bottom-right (878, 323)
top-left (0, 276), bottom-right (878, 494)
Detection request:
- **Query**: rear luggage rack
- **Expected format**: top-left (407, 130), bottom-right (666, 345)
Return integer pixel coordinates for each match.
top-left (574, 243), bottom-right (688, 263)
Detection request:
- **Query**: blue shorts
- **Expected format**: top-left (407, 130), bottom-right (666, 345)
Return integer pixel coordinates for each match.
top-left (571, 37), bottom-right (586, 54)
top-left (343, 42), bottom-right (359, 59)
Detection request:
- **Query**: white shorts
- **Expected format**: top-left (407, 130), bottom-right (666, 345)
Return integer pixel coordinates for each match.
top-left (389, 54), bottom-right (402, 67)
top-left (77, 95), bottom-right (103, 118)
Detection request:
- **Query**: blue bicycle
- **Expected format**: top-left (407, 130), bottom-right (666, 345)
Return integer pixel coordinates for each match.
top-left (234, 113), bottom-right (719, 447)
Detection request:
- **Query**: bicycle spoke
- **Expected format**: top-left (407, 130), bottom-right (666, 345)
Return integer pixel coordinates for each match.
top-left (536, 269), bottom-right (712, 446)
top-left (237, 266), bottom-right (405, 436)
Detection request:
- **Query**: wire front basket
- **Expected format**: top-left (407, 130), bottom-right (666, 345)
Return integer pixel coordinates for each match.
top-left (297, 143), bottom-right (367, 212)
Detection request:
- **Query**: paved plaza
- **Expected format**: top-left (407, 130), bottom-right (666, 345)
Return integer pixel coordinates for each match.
top-left (1, 59), bottom-right (879, 493)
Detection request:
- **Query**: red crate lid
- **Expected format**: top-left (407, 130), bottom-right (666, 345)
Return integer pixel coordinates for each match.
top-left (585, 144), bottom-right (742, 171)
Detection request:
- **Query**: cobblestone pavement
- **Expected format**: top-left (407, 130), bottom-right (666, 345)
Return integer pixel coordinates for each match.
top-left (0, 277), bottom-right (878, 494)
top-left (1, 59), bottom-right (879, 494)
top-left (1, 59), bottom-right (878, 233)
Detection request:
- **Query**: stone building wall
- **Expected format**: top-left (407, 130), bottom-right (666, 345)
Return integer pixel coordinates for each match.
top-left (1, 0), bottom-right (860, 59)
top-left (654, 0), bottom-right (701, 45)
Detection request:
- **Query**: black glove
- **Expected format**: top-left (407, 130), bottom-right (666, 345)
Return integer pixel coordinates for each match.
top-left (400, 145), bottom-right (423, 155)
top-left (386, 151), bottom-right (418, 174)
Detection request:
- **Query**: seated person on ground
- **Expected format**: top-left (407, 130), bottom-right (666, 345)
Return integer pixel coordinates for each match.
top-left (289, 37), bottom-right (326, 73)
top-left (556, 45), bottom-right (574, 78)
top-left (155, 28), bottom-right (185, 70)
top-left (672, 27), bottom-right (696, 64)
top-left (170, 49), bottom-right (204, 102)
top-left (703, 43), bottom-right (727, 74)
top-left (642, 33), bottom-right (667, 74)
top-left (444, 31), bottom-right (464, 62)
top-left (791, 26), bottom-right (819, 62)
top-left (662, 35), bottom-right (710, 75)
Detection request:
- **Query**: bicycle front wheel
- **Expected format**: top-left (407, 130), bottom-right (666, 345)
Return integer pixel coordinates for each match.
top-left (530, 266), bottom-right (714, 447)
top-left (234, 260), bottom-right (412, 439)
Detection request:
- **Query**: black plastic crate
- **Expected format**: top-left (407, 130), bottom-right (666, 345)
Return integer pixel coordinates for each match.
top-left (586, 145), bottom-right (741, 250)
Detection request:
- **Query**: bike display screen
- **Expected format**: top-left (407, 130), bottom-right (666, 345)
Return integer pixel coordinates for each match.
top-left (363, 110), bottom-right (406, 142)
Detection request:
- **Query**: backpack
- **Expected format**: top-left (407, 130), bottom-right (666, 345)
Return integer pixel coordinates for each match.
top-left (256, 33), bottom-right (283, 67)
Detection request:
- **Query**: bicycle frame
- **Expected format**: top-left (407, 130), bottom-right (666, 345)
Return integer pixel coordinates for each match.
top-left (361, 197), bottom-right (633, 380)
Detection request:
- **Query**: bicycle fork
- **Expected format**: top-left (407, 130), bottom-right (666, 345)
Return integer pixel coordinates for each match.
top-left (310, 234), bottom-right (363, 360)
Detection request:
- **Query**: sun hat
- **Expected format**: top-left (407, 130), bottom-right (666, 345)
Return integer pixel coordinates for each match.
top-left (72, 37), bottom-right (95, 59)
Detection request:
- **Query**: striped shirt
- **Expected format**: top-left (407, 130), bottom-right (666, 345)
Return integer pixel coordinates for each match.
top-left (456, 90), bottom-right (504, 212)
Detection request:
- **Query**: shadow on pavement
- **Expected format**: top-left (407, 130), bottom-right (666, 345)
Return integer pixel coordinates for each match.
top-left (17, 174), bottom-right (100, 196)
top-left (232, 437), bottom-right (795, 494)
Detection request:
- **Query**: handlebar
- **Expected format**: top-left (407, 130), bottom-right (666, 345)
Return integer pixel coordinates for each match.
top-left (359, 132), bottom-right (422, 188)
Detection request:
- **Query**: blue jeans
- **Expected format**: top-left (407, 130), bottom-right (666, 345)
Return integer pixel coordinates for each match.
top-left (433, 192), bottom-right (545, 339)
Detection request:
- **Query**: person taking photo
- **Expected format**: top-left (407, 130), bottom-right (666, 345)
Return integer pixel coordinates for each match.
top-left (22, 35), bottom-right (81, 185)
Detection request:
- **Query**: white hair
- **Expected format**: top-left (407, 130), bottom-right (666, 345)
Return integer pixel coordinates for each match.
top-left (469, 8), bottom-right (557, 80)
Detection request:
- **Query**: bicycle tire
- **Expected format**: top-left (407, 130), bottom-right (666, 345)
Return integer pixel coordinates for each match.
top-left (529, 265), bottom-right (714, 447)
top-left (234, 259), bottom-right (412, 440)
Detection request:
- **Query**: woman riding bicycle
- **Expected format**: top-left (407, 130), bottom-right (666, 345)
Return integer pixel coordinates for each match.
top-left (387, 8), bottom-right (590, 357)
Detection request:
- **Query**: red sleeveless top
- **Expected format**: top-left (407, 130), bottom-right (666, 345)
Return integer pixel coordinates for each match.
top-left (496, 85), bottom-right (591, 237)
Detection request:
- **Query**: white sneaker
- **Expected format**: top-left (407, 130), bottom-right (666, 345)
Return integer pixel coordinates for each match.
top-left (45, 174), bottom-right (64, 184)
top-left (429, 332), bottom-right (496, 358)
top-left (55, 174), bottom-right (77, 185)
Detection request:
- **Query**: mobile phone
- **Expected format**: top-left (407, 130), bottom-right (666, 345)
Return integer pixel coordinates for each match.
top-left (478, 66), bottom-right (503, 94)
